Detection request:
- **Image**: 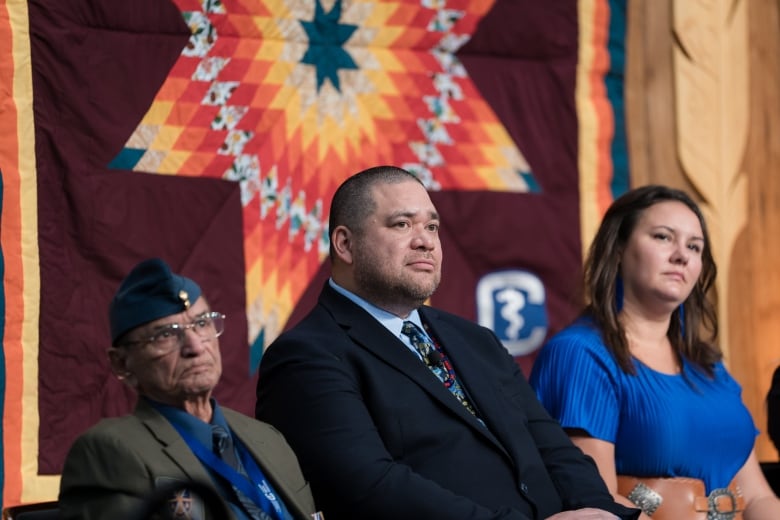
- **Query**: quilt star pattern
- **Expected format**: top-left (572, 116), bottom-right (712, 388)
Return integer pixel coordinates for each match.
top-left (111, 0), bottom-right (535, 356)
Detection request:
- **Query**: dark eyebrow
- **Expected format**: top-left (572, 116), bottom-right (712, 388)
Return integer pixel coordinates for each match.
top-left (388, 210), bottom-right (439, 221)
top-left (654, 225), bottom-right (704, 242)
top-left (148, 322), bottom-right (178, 333)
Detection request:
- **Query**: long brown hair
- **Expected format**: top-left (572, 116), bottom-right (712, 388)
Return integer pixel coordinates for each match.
top-left (583, 185), bottom-right (720, 376)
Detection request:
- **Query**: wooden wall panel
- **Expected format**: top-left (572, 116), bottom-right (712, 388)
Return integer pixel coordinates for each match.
top-left (625, 0), bottom-right (780, 461)
top-left (626, 0), bottom-right (683, 189)
top-left (738, 0), bottom-right (780, 461)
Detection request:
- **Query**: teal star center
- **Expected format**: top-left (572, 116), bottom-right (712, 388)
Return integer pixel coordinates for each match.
top-left (299, 0), bottom-right (358, 91)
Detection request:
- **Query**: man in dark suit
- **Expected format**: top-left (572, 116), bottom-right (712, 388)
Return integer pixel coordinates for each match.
top-left (256, 166), bottom-right (639, 519)
top-left (59, 258), bottom-right (319, 520)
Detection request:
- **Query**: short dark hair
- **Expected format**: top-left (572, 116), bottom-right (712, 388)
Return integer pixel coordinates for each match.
top-left (328, 165), bottom-right (422, 258)
top-left (583, 184), bottom-right (720, 375)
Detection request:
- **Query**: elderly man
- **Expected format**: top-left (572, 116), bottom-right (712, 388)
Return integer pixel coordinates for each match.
top-left (59, 258), bottom-right (318, 520)
top-left (256, 166), bottom-right (640, 519)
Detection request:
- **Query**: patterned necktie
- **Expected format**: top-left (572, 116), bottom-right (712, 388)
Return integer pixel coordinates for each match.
top-left (211, 425), bottom-right (274, 520)
top-left (401, 321), bottom-right (477, 416)
top-left (212, 425), bottom-right (239, 468)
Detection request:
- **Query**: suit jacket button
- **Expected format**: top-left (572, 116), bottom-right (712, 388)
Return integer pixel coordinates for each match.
top-left (520, 482), bottom-right (529, 494)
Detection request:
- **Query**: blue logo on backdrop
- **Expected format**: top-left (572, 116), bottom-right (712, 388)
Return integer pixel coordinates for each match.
top-left (476, 270), bottom-right (548, 356)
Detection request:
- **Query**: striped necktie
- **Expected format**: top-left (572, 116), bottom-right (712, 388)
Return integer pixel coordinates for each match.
top-left (401, 321), bottom-right (477, 416)
top-left (211, 425), bottom-right (275, 520)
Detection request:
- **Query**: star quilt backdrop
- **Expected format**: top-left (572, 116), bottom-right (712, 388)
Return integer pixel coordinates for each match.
top-left (0, 0), bottom-right (627, 504)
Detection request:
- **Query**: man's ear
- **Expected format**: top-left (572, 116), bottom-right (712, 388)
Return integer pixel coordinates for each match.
top-left (331, 225), bottom-right (354, 265)
top-left (108, 347), bottom-right (136, 387)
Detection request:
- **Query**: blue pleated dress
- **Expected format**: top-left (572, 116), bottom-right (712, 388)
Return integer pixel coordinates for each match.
top-left (529, 318), bottom-right (757, 493)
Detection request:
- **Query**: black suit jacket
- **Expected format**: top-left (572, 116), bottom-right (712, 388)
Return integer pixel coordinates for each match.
top-left (256, 284), bottom-right (638, 520)
top-left (767, 365), bottom-right (780, 453)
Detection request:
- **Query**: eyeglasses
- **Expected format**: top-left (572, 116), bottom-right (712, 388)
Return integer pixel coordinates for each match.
top-left (123, 312), bottom-right (225, 355)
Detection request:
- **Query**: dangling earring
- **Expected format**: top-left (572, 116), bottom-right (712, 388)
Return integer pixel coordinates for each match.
top-left (678, 303), bottom-right (686, 336)
top-left (615, 275), bottom-right (624, 312)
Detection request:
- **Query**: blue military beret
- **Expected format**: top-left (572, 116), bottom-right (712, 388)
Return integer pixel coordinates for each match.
top-left (109, 258), bottom-right (201, 344)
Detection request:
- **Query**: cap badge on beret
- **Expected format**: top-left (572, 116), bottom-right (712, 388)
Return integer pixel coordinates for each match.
top-left (179, 290), bottom-right (191, 309)
top-left (109, 258), bottom-right (202, 344)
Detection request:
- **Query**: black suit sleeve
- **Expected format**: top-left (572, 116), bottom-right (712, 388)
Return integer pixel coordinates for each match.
top-left (431, 319), bottom-right (637, 520)
top-left (485, 330), bottom-right (636, 518)
top-left (768, 366), bottom-right (780, 453)
top-left (255, 333), bottom-right (531, 520)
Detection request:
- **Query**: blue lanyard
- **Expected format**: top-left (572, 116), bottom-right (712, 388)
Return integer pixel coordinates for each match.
top-left (169, 423), bottom-right (285, 520)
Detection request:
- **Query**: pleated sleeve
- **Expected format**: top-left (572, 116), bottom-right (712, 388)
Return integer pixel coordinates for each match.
top-left (529, 322), bottom-right (622, 443)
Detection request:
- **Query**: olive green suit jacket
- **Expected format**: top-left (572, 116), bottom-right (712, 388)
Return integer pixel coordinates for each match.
top-left (59, 399), bottom-right (316, 520)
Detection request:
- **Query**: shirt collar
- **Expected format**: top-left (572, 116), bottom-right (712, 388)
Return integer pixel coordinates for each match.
top-left (146, 397), bottom-right (229, 447)
top-left (328, 278), bottom-right (427, 337)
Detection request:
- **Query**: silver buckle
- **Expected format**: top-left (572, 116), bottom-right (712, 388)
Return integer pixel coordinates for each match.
top-left (707, 487), bottom-right (740, 520)
top-left (627, 482), bottom-right (663, 516)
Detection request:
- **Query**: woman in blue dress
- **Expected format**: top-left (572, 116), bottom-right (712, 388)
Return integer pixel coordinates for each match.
top-left (530, 185), bottom-right (780, 519)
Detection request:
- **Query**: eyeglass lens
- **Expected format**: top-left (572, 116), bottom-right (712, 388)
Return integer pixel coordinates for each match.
top-left (150, 313), bottom-right (225, 350)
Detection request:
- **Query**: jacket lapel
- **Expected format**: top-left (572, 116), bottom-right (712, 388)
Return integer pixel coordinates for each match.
top-left (136, 401), bottom-right (313, 520)
top-left (321, 286), bottom-right (462, 408)
top-left (134, 399), bottom-right (218, 488)
top-left (320, 285), bottom-right (508, 455)
top-left (419, 307), bottom-right (515, 455)
top-left (225, 410), bottom-right (312, 520)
